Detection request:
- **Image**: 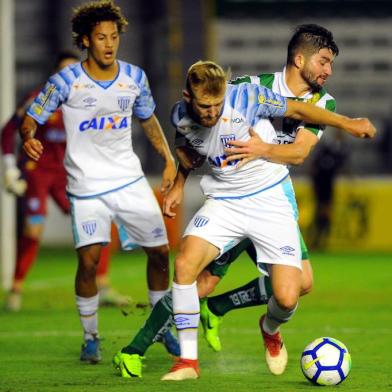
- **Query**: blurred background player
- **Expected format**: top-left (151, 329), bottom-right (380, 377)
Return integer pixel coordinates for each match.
top-left (309, 129), bottom-right (350, 249)
top-left (1, 50), bottom-right (129, 311)
top-left (19, 1), bottom-right (178, 364)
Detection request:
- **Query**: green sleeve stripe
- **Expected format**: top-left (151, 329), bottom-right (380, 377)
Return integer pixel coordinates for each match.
top-left (302, 126), bottom-right (322, 136)
top-left (303, 96), bottom-right (336, 134)
top-left (326, 99), bottom-right (336, 112)
top-left (258, 73), bottom-right (274, 89)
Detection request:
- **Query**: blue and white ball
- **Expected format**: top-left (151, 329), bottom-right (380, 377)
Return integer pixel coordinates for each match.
top-left (301, 337), bottom-right (352, 386)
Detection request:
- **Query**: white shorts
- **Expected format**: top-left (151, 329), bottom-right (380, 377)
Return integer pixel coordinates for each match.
top-left (69, 177), bottom-right (168, 249)
top-left (184, 177), bottom-right (301, 274)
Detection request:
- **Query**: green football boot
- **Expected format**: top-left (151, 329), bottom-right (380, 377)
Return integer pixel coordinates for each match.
top-left (112, 351), bottom-right (144, 378)
top-left (200, 298), bottom-right (222, 352)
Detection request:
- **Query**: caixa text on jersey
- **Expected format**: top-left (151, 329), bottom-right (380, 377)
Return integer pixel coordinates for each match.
top-left (79, 116), bottom-right (128, 131)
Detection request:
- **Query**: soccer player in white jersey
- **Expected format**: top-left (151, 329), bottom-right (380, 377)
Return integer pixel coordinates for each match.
top-left (159, 60), bottom-right (375, 381)
top-left (198, 24), bottom-right (349, 370)
top-left (19, 1), bottom-right (178, 363)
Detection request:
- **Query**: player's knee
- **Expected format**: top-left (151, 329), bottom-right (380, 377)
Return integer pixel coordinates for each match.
top-left (301, 277), bottom-right (313, 296)
top-left (273, 289), bottom-right (299, 311)
top-left (77, 247), bottom-right (101, 275)
top-left (174, 255), bottom-right (198, 284)
top-left (145, 244), bottom-right (169, 267)
top-left (197, 271), bottom-right (220, 297)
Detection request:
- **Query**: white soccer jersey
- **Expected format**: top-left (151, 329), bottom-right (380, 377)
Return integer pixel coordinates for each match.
top-left (232, 67), bottom-right (336, 144)
top-left (172, 83), bottom-right (290, 198)
top-left (27, 60), bottom-right (155, 197)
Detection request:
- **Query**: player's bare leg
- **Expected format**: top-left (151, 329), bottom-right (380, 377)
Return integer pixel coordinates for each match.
top-left (260, 264), bottom-right (301, 375)
top-left (76, 243), bottom-right (102, 364)
top-left (96, 244), bottom-right (131, 307)
top-left (161, 235), bottom-right (219, 381)
top-left (300, 259), bottom-right (313, 296)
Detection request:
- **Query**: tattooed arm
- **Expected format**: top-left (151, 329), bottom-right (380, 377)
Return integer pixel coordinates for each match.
top-left (139, 114), bottom-right (176, 194)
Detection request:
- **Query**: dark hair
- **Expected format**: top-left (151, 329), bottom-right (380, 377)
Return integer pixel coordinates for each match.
top-left (54, 50), bottom-right (80, 68)
top-left (71, 0), bottom-right (128, 50)
top-left (287, 24), bottom-right (339, 65)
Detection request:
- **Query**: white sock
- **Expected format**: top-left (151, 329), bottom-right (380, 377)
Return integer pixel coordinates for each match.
top-left (263, 296), bottom-right (297, 335)
top-left (76, 294), bottom-right (99, 341)
top-left (149, 289), bottom-right (170, 307)
top-left (172, 281), bottom-right (199, 360)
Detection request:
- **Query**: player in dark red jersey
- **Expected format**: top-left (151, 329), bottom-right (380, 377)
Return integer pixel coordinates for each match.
top-left (1, 51), bottom-right (128, 311)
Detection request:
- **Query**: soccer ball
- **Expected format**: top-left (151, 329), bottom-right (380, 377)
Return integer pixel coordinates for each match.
top-left (301, 337), bottom-right (352, 386)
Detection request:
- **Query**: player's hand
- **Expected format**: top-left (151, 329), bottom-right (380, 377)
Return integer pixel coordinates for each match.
top-left (4, 167), bottom-right (27, 196)
top-left (176, 146), bottom-right (206, 171)
top-left (344, 118), bottom-right (376, 139)
top-left (225, 128), bottom-right (268, 168)
top-left (163, 184), bottom-right (183, 219)
top-left (161, 159), bottom-right (177, 195)
top-left (23, 138), bottom-right (43, 161)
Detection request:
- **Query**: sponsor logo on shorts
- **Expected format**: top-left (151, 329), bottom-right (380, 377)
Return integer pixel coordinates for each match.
top-left (194, 215), bottom-right (209, 227)
top-left (117, 96), bottom-right (132, 112)
top-left (82, 220), bottom-right (97, 236)
top-left (191, 138), bottom-right (203, 146)
top-left (151, 227), bottom-right (164, 238)
top-left (280, 245), bottom-right (295, 256)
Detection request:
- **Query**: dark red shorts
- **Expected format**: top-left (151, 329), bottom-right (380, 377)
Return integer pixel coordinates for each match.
top-left (23, 163), bottom-right (69, 217)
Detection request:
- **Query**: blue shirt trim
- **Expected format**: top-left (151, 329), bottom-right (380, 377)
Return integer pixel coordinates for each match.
top-left (213, 173), bottom-right (289, 200)
top-left (81, 61), bottom-right (120, 90)
top-left (67, 176), bottom-right (144, 199)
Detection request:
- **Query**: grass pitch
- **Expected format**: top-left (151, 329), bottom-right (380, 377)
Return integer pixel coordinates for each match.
top-left (0, 248), bottom-right (391, 391)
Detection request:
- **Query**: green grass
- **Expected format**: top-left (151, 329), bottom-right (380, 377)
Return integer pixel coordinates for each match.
top-left (0, 248), bottom-right (391, 391)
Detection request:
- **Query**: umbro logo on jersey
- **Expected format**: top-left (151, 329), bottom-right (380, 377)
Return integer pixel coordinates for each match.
top-left (280, 246), bottom-right (295, 256)
top-left (117, 96), bottom-right (132, 112)
top-left (83, 97), bottom-right (97, 108)
top-left (82, 220), bottom-right (97, 236)
top-left (194, 215), bottom-right (209, 227)
top-left (79, 116), bottom-right (128, 131)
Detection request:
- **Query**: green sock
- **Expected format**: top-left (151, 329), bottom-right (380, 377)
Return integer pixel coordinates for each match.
top-left (207, 276), bottom-right (272, 317)
top-left (122, 292), bottom-right (173, 356)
